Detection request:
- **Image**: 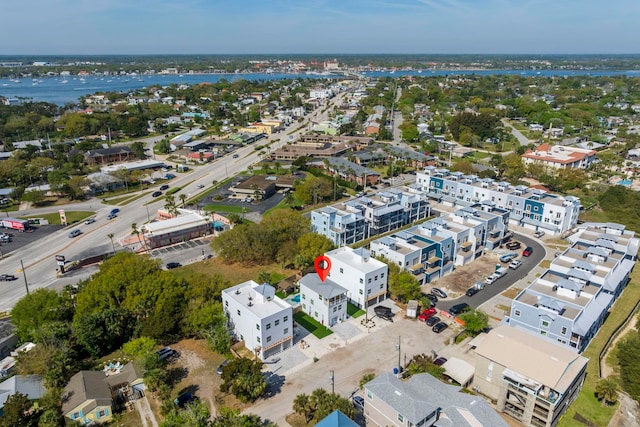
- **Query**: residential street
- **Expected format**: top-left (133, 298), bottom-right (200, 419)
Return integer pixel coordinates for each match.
top-left (247, 315), bottom-right (453, 425)
top-left (501, 118), bottom-right (532, 146)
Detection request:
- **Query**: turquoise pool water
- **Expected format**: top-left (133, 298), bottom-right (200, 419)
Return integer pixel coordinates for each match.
top-left (619, 179), bottom-right (633, 186)
top-left (291, 294), bottom-right (301, 303)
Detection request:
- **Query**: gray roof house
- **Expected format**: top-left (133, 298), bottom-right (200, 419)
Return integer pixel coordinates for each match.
top-left (0, 375), bottom-right (46, 411)
top-left (363, 372), bottom-right (508, 427)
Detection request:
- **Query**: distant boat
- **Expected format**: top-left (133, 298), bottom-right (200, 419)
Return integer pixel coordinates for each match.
top-left (61, 79), bottom-right (68, 84)
top-left (1, 83), bottom-right (9, 86)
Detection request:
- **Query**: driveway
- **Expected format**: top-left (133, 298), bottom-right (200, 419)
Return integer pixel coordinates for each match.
top-left (436, 233), bottom-right (546, 313)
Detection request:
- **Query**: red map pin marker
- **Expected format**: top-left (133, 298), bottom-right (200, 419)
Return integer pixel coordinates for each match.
top-left (314, 255), bottom-right (331, 282)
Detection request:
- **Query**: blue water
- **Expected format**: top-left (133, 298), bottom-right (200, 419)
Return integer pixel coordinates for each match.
top-left (1, 69), bottom-right (639, 105)
top-left (291, 294), bottom-right (301, 303)
top-left (619, 179), bottom-right (633, 186)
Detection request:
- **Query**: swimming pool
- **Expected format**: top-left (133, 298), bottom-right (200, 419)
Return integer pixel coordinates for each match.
top-left (291, 294), bottom-right (301, 303)
top-left (619, 179), bottom-right (633, 186)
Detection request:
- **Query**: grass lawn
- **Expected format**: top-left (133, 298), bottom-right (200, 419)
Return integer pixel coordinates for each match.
top-left (202, 204), bottom-right (248, 214)
top-left (166, 187), bottom-right (181, 195)
top-left (347, 302), bottom-right (365, 318)
top-left (275, 290), bottom-right (286, 299)
top-left (173, 257), bottom-right (296, 288)
top-left (294, 312), bottom-right (333, 339)
top-left (558, 269), bottom-right (640, 427)
top-left (21, 211), bottom-right (93, 225)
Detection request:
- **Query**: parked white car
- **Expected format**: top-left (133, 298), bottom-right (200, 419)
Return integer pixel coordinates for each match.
top-left (533, 230), bottom-right (545, 238)
top-left (509, 260), bottom-right (522, 270)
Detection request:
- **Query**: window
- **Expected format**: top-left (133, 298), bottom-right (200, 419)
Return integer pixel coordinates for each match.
top-left (72, 412), bottom-right (81, 420)
top-left (314, 312), bottom-right (318, 317)
top-left (368, 289), bottom-right (372, 294)
top-left (367, 390), bottom-right (373, 399)
top-left (375, 275), bottom-right (378, 280)
top-left (540, 331), bottom-right (547, 336)
top-left (275, 319), bottom-right (279, 326)
top-left (318, 295), bottom-right (323, 301)
top-left (561, 326), bottom-right (567, 335)
top-left (284, 328), bottom-right (289, 334)
top-left (237, 309), bottom-right (241, 316)
top-left (514, 309), bottom-right (521, 317)
top-left (266, 323), bottom-right (271, 330)
top-left (302, 294), bottom-right (306, 299)
top-left (333, 307), bottom-right (337, 312)
top-left (284, 316), bottom-right (288, 322)
top-left (257, 337), bottom-right (261, 343)
top-left (311, 299), bottom-right (314, 305)
top-left (98, 410), bottom-right (108, 417)
top-left (398, 413), bottom-right (404, 422)
top-left (256, 324), bottom-right (260, 331)
top-left (541, 320), bottom-right (550, 328)
top-left (266, 336), bottom-right (271, 343)
top-left (225, 301), bottom-right (228, 307)
top-left (340, 267), bottom-right (344, 273)
top-left (380, 284), bottom-right (384, 289)
top-left (359, 289), bottom-right (363, 294)
top-left (368, 278), bottom-right (371, 283)
top-left (338, 305), bottom-right (342, 310)
top-left (302, 303), bottom-right (306, 309)
top-left (360, 278), bottom-right (364, 284)
top-left (381, 273), bottom-right (385, 278)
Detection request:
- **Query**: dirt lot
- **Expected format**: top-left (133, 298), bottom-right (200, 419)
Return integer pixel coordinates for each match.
top-left (146, 339), bottom-right (232, 420)
top-left (426, 251), bottom-right (503, 296)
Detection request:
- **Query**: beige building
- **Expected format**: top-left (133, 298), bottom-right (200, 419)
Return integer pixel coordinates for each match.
top-left (364, 372), bottom-right (508, 427)
top-left (473, 325), bottom-right (588, 427)
top-left (522, 143), bottom-right (596, 170)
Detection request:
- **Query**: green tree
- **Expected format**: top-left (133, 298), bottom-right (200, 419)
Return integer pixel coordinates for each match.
top-left (295, 232), bottom-right (336, 268)
top-left (617, 333), bottom-right (640, 401)
top-left (12, 289), bottom-right (73, 342)
top-left (161, 398), bottom-right (210, 427)
top-left (595, 378), bottom-right (618, 405)
top-left (458, 309), bottom-right (489, 335)
top-left (359, 373), bottom-right (375, 390)
top-left (131, 141), bottom-right (146, 159)
top-left (220, 358), bottom-right (266, 403)
top-left (381, 258), bottom-right (421, 303)
top-left (0, 392), bottom-right (36, 427)
top-left (123, 337), bottom-right (158, 358)
top-left (21, 189), bottom-right (46, 205)
top-left (292, 388), bottom-right (355, 423)
top-left (74, 307), bottom-right (135, 358)
top-left (211, 407), bottom-right (277, 427)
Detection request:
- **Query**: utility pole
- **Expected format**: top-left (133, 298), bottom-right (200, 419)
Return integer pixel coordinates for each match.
top-left (20, 259), bottom-right (29, 295)
top-left (396, 336), bottom-right (401, 375)
top-left (330, 369), bottom-right (335, 394)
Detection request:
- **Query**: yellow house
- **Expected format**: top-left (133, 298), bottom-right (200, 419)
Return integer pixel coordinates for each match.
top-left (261, 119), bottom-right (282, 129)
top-left (63, 363), bottom-right (145, 425)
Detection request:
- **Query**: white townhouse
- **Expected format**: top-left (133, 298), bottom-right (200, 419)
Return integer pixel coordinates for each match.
top-left (298, 274), bottom-right (348, 328)
top-left (325, 247), bottom-right (388, 308)
top-left (222, 281), bottom-right (293, 360)
top-left (416, 167), bottom-right (581, 235)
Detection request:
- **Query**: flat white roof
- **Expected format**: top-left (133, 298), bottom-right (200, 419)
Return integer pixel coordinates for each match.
top-left (143, 212), bottom-right (209, 234)
top-left (326, 247), bottom-right (387, 273)
top-left (100, 159), bottom-right (166, 173)
top-left (223, 280), bottom-right (291, 318)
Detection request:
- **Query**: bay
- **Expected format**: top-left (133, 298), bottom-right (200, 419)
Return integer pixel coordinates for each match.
top-left (1, 69), bottom-right (639, 106)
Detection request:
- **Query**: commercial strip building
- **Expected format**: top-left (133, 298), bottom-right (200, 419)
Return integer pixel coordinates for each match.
top-left (363, 372), bottom-right (508, 427)
top-left (416, 167), bottom-right (581, 235)
top-left (139, 211), bottom-right (211, 249)
top-left (507, 222), bottom-right (639, 352)
top-left (369, 203), bottom-right (509, 284)
top-left (270, 134), bottom-right (372, 161)
top-left (325, 247), bottom-right (388, 308)
top-left (222, 281), bottom-right (293, 361)
top-left (311, 188), bottom-right (430, 246)
top-left (473, 326), bottom-right (588, 427)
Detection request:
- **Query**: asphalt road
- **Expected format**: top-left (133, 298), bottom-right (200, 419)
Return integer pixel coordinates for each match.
top-left (0, 87), bottom-right (353, 311)
top-left (436, 233), bottom-right (546, 313)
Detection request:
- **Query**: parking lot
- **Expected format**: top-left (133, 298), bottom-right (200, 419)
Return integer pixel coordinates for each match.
top-left (0, 223), bottom-right (64, 257)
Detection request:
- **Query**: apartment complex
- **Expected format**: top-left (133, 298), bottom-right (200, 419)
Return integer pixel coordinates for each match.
top-left (416, 167), bottom-right (581, 235)
top-left (474, 326), bottom-right (588, 427)
top-left (298, 274), bottom-right (348, 327)
top-left (363, 372), bottom-right (508, 427)
top-left (522, 143), bottom-right (597, 170)
top-left (370, 203), bottom-right (509, 284)
top-left (508, 223), bottom-right (639, 352)
top-left (325, 247), bottom-right (388, 308)
top-left (221, 281), bottom-right (293, 360)
top-left (311, 188), bottom-right (430, 246)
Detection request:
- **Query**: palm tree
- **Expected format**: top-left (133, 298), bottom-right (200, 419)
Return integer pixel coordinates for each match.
top-left (131, 223), bottom-right (142, 250)
top-left (107, 233), bottom-right (115, 255)
top-left (293, 394), bottom-right (313, 423)
top-left (595, 378), bottom-right (618, 405)
top-left (283, 191), bottom-right (296, 208)
top-left (164, 195), bottom-right (178, 216)
top-left (179, 194), bottom-right (187, 208)
top-left (247, 165), bottom-right (254, 175)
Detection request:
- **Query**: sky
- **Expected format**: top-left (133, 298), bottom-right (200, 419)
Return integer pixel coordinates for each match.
top-left (2, 0), bottom-right (639, 55)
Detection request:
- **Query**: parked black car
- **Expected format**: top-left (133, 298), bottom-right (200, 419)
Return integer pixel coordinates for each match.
top-left (465, 287), bottom-right (479, 297)
top-left (166, 262), bottom-right (182, 269)
top-left (374, 306), bottom-right (393, 321)
top-left (424, 293), bottom-right (438, 305)
top-left (432, 322), bottom-right (449, 333)
top-left (449, 303), bottom-right (470, 315)
top-left (426, 316), bottom-right (440, 327)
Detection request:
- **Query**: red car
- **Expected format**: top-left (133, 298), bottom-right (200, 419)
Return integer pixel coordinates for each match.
top-left (522, 246), bottom-right (533, 257)
top-left (418, 307), bottom-right (437, 322)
